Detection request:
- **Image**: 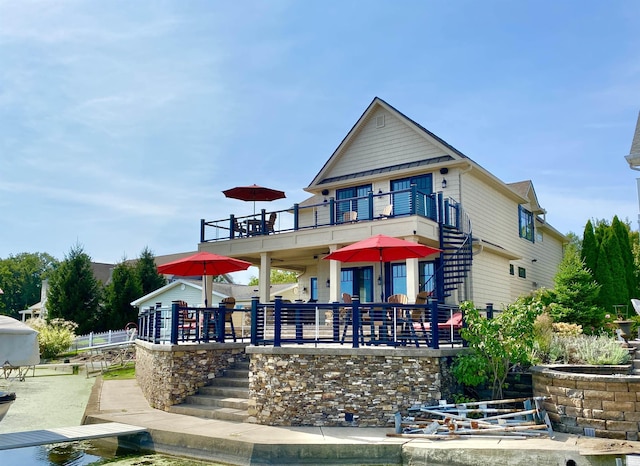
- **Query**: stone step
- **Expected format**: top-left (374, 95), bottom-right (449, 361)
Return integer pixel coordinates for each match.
top-left (168, 404), bottom-right (249, 422)
top-left (633, 359), bottom-right (640, 369)
top-left (198, 385), bottom-right (249, 398)
top-left (209, 376), bottom-right (249, 388)
top-left (185, 394), bottom-right (249, 410)
top-left (224, 368), bottom-right (249, 378)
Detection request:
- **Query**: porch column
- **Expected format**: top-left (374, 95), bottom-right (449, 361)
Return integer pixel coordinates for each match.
top-left (406, 258), bottom-right (419, 302)
top-left (328, 245), bottom-right (340, 303)
top-left (259, 252), bottom-right (271, 303)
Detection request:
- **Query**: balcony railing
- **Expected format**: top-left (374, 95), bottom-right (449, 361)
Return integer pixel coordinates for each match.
top-left (135, 297), bottom-right (487, 349)
top-left (201, 188), bottom-right (462, 242)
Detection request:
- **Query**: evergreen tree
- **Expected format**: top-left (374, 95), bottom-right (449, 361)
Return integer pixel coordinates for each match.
top-left (549, 243), bottom-right (602, 331)
top-left (581, 220), bottom-right (597, 275)
top-left (103, 260), bottom-right (142, 330)
top-left (612, 216), bottom-right (636, 301)
top-left (135, 247), bottom-right (166, 295)
top-left (47, 244), bottom-right (102, 334)
top-left (594, 229), bottom-right (627, 314)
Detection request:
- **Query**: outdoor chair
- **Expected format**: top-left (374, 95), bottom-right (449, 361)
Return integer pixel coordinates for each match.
top-left (266, 212), bottom-right (277, 234)
top-left (222, 297), bottom-right (237, 341)
top-left (177, 300), bottom-right (197, 341)
top-left (412, 291), bottom-right (433, 343)
top-left (380, 204), bottom-right (393, 219)
top-left (343, 211), bottom-right (358, 223)
top-left (631, 299), bottom-right (640, 317)
top-left (387, 294), bottom-right (420, 346)
top-left (233, 219), bottom-right (246, 237)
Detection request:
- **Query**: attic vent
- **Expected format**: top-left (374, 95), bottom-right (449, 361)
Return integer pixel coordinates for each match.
top-left (376, 114), bottom-right (385, 128)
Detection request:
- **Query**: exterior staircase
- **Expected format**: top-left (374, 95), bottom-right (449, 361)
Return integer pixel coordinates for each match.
top-left (631, 341), bottom-right (640, 375)
top-left (168, 358), bottom-right (250, 422)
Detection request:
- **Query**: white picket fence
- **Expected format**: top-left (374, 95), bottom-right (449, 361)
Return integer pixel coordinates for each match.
top-left (70, 328), bottom-right (136, 352)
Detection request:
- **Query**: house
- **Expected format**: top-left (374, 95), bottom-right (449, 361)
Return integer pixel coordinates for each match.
top-left (199, 97), bottom-right (566, 309)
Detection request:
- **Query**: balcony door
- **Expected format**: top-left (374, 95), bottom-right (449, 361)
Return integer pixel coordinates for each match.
top-left (340, 266), bottom-right (373, 302)
top-left (336, 184), bottom-right (372, 222)
top-left (391, 174), bottom-right (433, 216)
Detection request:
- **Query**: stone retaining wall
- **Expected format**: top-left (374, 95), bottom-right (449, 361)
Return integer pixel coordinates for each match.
top-left (531, 365), bottom-right (640, 440)
top-left (135, 341), bottom-right (246, 410)
top-left (245, 346), bottom-right (460, 427)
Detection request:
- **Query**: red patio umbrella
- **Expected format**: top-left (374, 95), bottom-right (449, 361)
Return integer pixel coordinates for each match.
top-left (157, 252), bottom-right (252, 306)
top-left (323, 234), bottom-right (441, 301)
top-left (223, 184), bottom-right (286, 214)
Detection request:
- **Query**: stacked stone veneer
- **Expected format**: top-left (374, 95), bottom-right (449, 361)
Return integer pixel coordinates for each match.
top-left (135, 340), bottom-right (246, 410)
top-left (245, 346), bottom-right (459, 427)
top-left (531, 365), bottom-right (640, 440)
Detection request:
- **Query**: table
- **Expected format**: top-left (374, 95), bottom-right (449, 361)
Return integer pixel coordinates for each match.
top-left (245, 219), bottom-right (262, 236)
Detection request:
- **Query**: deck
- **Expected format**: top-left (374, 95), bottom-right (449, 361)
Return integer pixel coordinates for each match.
top-left (0, 422), bottom-right (147, 450)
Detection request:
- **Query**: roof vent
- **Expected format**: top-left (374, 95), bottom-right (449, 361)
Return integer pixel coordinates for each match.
top-left (376, 114), bottom-right (385, 128)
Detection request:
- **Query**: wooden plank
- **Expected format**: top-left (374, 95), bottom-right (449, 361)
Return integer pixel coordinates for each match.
top-left (0, 422), bottom-right (146, 450)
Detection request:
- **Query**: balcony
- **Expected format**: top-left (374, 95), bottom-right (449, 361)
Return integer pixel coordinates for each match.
top-left (200, 188), bottom-right (465, 243)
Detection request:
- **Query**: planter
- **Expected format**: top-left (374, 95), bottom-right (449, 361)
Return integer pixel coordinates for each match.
top-left (613, 320), bottom-right (634, 342)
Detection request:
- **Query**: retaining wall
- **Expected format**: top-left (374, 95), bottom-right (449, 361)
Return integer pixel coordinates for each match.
top-left (135, 340), bottom-right (247, 410)
top-left (245, 346), bottom-right (460, 427)
top-left (531, 365), bottom-right (640, 440)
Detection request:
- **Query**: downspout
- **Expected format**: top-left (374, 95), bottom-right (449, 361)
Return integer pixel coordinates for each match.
top-left (458, 162), bottom-right (474, 303)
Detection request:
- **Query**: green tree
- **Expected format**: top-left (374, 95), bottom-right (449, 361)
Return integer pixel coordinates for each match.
top-left (135, 247), bottom-right (166, 295)
top-left (581, 220), bottom-right (597, 275)
top-left (0, 252), bottom-right (58, 318)
top-left (103, 260), bottom-right (142, 330)
top-left (248, 269), bottom-right (298, 286)
top-left (548, 243), bottom-right (602, 331)
top-left (453, 299), bottom-right (542, 399)
top-left (47, 244), bottom-right (102, 334)
top-left (612, 216), bottom-right (636, 302)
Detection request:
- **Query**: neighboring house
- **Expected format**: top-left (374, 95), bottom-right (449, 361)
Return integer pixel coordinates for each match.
top-left (199, 97), bottom-right (566, 309)
top-left (19, 262), bottom-right (116, 321)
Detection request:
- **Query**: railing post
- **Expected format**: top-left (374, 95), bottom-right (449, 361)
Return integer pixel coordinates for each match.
top-left (274, 296), bottom-right (282, 347)
top-left (293, 203), bottom-right (299, 231)
top-left (250, 297), bottom-right (259, 345)
top-left (230, 215), bottom-right (236, 239)
top-left (216, 302), bottom-right (225, 343)
top-left (437, 191), bottom-right (444, 224)
top-left (170, 301), bottom-right (179, 345)
top-left (367, 191), bottom-right (374, 219)
top-left (332, 302), bottom-right (340, 342)
top-left (200, 218), bottom-right (205, 242)
top-left (352, 295), bottom-right (361, 349)
top-left (154, 307), bottom-right (162, 343)
top-left (260, 209), bottom-right (267, 235)
top-left (410, 184), bottom-right (417, 215)
top-left (429, 299), bottom-right (439, 349)
top-left (329, 197), bottom-right (335, 225)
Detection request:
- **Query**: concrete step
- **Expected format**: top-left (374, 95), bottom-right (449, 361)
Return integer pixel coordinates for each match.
top-left (185, 394), bottom-right (249, 410)
top-left (198, 385), bottom-right (249, 398)
top-left (224, 368), bottom-right (249, 378)
top-left (209, 376), bottom-right (249, 388)
top-left (168, 404), bottom-right (249, 422)
top-left (633, 359), bottom-right (640, 370)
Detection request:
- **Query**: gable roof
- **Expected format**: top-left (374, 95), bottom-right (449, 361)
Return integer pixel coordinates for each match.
top-left (507, 180), bottom-right (545, 214)
top-left (307, 97), bottom-right (469, 189)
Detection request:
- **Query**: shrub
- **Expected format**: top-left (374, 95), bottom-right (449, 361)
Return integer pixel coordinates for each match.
top-left (544, 334), bottom-right (629, 365)
top-left (552, 322), bottom-right (583, 337)
top-left (27, 318), bottom-right (78, 360)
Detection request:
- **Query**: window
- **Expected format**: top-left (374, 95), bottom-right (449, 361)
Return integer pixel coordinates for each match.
top-left (509, 264), bottom-right (514, 275)
top-left (310, 277), bottom-right (318, 300)
top-left (519, 206), bottom-right (534, 242)
top-left (536, 230), bottom-right (543, 242)
top-left (391, 174), bottom-right (434, 217)
top-left (419, 261), bottom-right (436, 295)
top-left (337, 184), bottom-right (372, 222)
top-left (518, 267), bottom-right (526, 279)
top-left (391, 263), bottom-right (407, 296)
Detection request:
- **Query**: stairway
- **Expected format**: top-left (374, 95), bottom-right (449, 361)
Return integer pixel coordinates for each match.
top-left (168, 358), bottom-right (250, 422)
top-left (440, 223), bottom-right (473, 299)
top-left (631, 342), bottom-right (640, 375)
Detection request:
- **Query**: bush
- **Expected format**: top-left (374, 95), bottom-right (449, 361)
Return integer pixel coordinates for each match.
top-left (27, 318), bottom-right (78, 360)
top-left (543, 334), bottom-right (629, 365)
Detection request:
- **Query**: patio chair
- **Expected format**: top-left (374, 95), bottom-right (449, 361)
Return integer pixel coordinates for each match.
top-left (380, 204), bottom-right (393, 219)
top-left (222, 297), bottom-right (237, 341)
top-left (343, 211), bottom-right (358, 223)
top-left (177, 300), bottom-right (196, 341)
top-left (387, 294), bottom-right (417, 346)
top-left (412, 291), bottom-right (433, 344)
top-left (266, 212), bottom-right (277, 234)
top-left (233, 219), bottom-right (246, 237)
top-left (631, 299), bottom-right (640, 317)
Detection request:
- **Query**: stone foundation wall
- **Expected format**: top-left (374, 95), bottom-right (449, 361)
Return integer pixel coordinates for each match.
top-left (531, 365), bottom-right (640, 440)
top-left (246, 346), bottom-right (459, 427)
top-left (135, 341), bottom-right (246, 410)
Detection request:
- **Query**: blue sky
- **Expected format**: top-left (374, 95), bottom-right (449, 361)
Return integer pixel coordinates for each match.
top-left (1, 1), bottom-right (639, 284)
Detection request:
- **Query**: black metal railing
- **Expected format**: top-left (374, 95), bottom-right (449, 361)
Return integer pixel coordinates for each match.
top-left (200, 187), bottom-right (454, 242)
